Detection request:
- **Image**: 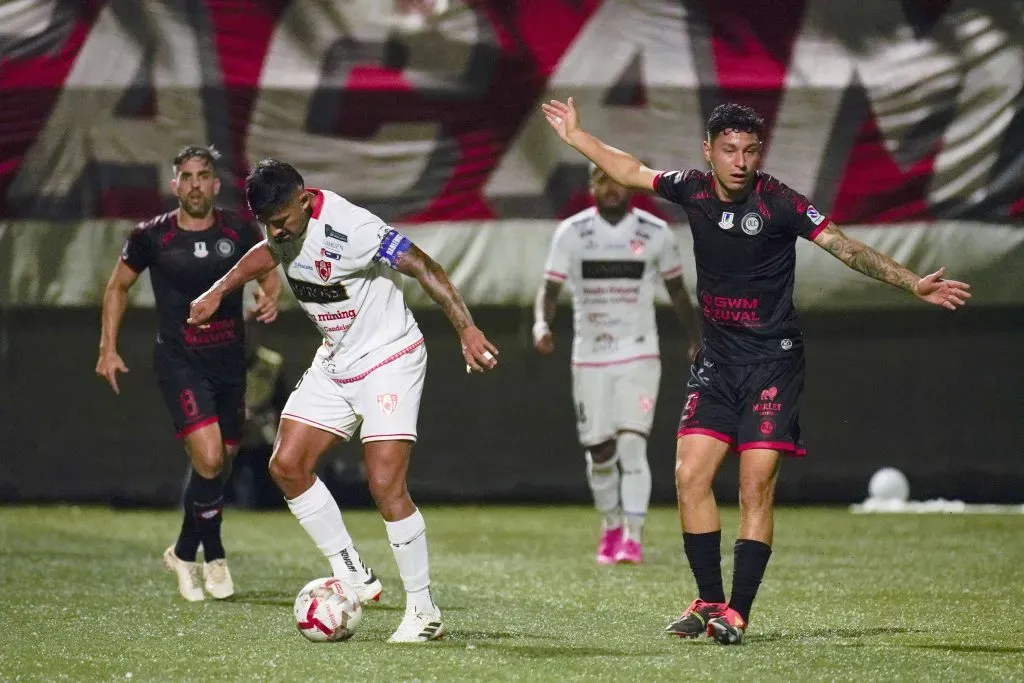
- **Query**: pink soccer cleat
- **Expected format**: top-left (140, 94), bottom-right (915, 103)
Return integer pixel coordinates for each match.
top-left (614, 537), bottom-right (643, 565)
top-left (596, 526), bottom-right (622, 565)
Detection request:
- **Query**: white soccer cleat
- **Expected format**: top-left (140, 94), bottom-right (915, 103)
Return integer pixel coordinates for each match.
top-left (203, 558), bottom-right (235, 600)
top-left (388, 607), bottom-right (445, 643)
top-left (162, 546), bottom-right (204, 602)
top-left (350, 569), bottom-right (383, 605)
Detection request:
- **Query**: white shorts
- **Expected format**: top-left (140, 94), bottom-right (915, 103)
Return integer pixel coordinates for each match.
top-left (282, 339), bottom-right (426, 443)
top-left (571, 358), bottom-right (661, 447)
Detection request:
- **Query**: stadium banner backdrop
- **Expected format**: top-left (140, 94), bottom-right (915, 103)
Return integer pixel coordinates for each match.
top-left (1, 0), bottom-right (1023, 308)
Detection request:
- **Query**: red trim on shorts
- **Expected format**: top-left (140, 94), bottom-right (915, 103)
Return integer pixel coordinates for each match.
top-left (362, 433), bottom-right (417, 442)
top-left (807, 218), bottom-right (831, 241)
top-left (223, 438), bottom-right (240, 448)
top-left (307, 188), bottom-right (325, 219)
top-left (330, 338), bottom-right (424, 385)
top-left (677, 427), bottom-right (734, 445)
top-left (281, 413), bottom-right (350, 439)
top-left (661, 266), bottom-right (683, 279)
top-left (177, 416), bottom-right (218, 439)
top-left (544, 270), bottom-right (567, 282)
top-left (737, 440), bottom-right (807, 457)
top-left (572, 354), bottom-right (660, 368)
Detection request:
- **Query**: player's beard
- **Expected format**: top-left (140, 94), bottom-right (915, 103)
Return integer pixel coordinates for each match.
top-left (179, 194), bottom-right (214, 219)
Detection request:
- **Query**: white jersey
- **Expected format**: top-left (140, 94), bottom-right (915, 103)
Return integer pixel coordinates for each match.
top-left (543, 207), bottom-right (683, 366)
top-left (269, 188), bottom-right (421, 381)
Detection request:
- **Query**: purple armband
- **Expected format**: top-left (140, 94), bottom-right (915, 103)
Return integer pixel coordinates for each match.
top-left (375, 229), bottom-right (413, 269)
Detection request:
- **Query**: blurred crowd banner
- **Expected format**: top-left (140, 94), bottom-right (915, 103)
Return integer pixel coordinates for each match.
top-left (1, 0), bottom-right (1023, 307)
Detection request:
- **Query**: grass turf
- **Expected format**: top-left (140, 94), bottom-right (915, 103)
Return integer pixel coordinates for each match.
top-left (1, 505), bottom-right (1022, 682)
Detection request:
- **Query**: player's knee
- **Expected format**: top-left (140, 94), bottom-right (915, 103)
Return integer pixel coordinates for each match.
top-left (587, 440), bottom-right (616, 465)
top-left (191, 449), bottom-right (224, 479)
top-left (675, 458), bottom-right (713, 500)
top-left (738, 475), bottom-right (775, 511)
top-left (268, 450), bottom-right (303, 486)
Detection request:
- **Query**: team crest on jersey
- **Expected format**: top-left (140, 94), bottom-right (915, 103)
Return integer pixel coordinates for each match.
top-left (377, 393), bottom-right (398, 415)
top-left (630, 239), bottom-right (645, 256)
top-left (741, 213), bottom-right (763, 235)
top-left (215, 238), bottom-right (235, 257)
top-left (718, 212), bottom-right (735, 230)
top-left (193, 241), bottom-right (209, 258)
top-left (315, 259), bottom-right (332, 282)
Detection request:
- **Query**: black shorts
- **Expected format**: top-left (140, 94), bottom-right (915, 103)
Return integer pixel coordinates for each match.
top-left (155, 350), bottom-right (246, 446)
top-left (677, 349), bottom-right (806, 456)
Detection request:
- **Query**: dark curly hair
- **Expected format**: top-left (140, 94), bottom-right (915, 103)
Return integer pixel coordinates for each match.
top-left (706, 103), bottom-right (765, 142)
top-left (172, 145), bottom-right (220, 174)
top-left (245, 159), bottom-right (305, 218)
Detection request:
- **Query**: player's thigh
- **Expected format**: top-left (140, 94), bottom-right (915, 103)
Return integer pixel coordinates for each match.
top-left (211, 371), bottom-right (246, 451)
top-left (351, 343), bottom-right (426, 445)
top-left (675, 433), bottom-right (732, 492)
top-left (676, 351), bottom-right (741, 447)
top-left (156, 361), bottom-right (219, 440)
top-left (280, 363), bottom-right (361, 442)
top-left (736, 352), bottom-right (807, 457)
top-left (571, 365), bottom-right (616, 448)
top-left (612, 358), bottom-right (662, 436)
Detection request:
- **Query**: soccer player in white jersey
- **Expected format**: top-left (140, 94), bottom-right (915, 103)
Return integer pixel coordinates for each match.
top-left (534, 165), bottom-right (700, 565)
top-left (188, 159), bottom-right (498, 643)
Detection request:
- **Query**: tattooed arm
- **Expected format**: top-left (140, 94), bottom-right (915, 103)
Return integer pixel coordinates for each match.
top-left (396, 243), bottom-right (499, 371)
top-left (812, 224), bottom-right (972, 310)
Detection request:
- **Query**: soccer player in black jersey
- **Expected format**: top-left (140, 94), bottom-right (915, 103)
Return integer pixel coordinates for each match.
top-left (543, 99), bottom-right (971, 644)
top-left (96, 146), bottom-right (282, 602)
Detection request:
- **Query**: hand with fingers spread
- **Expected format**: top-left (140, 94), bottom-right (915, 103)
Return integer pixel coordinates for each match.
top-left (913, 267), bottom-right (972, 311)
top-left (96, 351), bottom-right (129, 395)
top-left (461, 325), bottom-right (499, 374)
top-left (541, 97), bottom-right (582, 145)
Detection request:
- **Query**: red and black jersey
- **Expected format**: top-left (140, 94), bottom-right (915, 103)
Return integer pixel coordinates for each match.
top-left (121, 209), bottom-right (263, 359)
top-left (654, 170), bottom-right (830, 364)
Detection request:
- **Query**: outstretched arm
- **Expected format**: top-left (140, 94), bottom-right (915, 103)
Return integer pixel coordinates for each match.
top-left (813, 224), bottom-right (971, 310)
top-left (532, 280), bottom-right (561, 354)
top-left (542, 97), bottom-right (660, 193)
top-left (188, 241), bottom-right (279, 324)
top-left (395, 243), bottom-right (499, 372)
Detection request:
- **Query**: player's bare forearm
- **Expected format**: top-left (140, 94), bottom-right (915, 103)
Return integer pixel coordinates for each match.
top-left (664, 277), bottom-right (701, 342)
top-left (567, 130), bottom-right (659, 193)
top-left (397, 244), bottom-right (475, 333)
top-left (211, 241), bottom-right (279, 297)
top-left (99, 262), bottom-right (138, 354)
top-left (534, 281), bottom-right (561, 327)
top-left (814, 224), bottom-right (918, 293)
top-left (255, 263), bottom-right (282, 299)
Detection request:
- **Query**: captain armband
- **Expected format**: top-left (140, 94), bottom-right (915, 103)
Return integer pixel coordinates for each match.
top-left (374, 229), bottom-right (413, 269)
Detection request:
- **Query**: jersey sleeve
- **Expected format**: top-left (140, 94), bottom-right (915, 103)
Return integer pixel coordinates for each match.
top-left (770, 179), bottom-right (831, 240)
top-left (653, 169), bottom-right (701, 206)
top-left (542, 222), bottom-right (573, 283)
top-left (345, 219), bottom-right (415, 271)
top-left (657, 228), bottom-right (684, 280)
top-left (120, 225), bottom-right (154, 273)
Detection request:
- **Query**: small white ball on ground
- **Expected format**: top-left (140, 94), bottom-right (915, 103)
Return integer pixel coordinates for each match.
top-left (868, 467), bottom-right (910, 502)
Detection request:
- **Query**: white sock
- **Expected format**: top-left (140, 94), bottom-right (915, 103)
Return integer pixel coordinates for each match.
top-left (286, 477), bottom-right (371, 583)
top-left (586, 451), bottom-right (622, 528)
top-left (385, 508), bottom-right (435, 613)
top-left (617, 432), bottom-right (651, 540)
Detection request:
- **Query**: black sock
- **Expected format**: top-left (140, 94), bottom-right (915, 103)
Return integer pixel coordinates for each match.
top-left (683, 530), bottom-right (726, 603)
top-left (179, 471), bottom-right (226, 562)
top-left (173, 504), bottom-right (201, 562)
top-left (728, 539), bottom-right (773, 622)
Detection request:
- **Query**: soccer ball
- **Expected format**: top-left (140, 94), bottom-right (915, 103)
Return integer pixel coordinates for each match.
top-left (294, 577), bottom-right (363, 642)
top-left (868, 467), bottom-right (910, 503)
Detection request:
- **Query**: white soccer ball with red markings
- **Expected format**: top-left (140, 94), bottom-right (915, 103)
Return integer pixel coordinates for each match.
top-left (294, 577), bottom-right (363, 642)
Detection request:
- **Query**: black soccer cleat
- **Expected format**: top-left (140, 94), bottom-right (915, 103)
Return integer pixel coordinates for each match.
top-left (664, 599), bottom-right (727, 638)
top-left (707, 607), bottom-right (747, 645)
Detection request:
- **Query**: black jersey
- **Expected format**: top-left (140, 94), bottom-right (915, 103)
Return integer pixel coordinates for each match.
top-left (654, 170), bottom-right (830, 364)
top-left (121, 209), bottom-right (263, 360)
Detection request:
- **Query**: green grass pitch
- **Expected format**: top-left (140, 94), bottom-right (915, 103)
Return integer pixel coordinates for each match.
top-left (1, 505), bottom-right (1022, 681)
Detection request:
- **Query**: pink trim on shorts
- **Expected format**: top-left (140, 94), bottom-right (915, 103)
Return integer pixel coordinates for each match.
top-left (330, 338), bottom-right (425, 385)
top-left (572, 354), bottom-right (660, 368)
top-left (544, 270), bottom-right (567, 282)
top-left (661, 266), bottom-right (684, 279)
top-left (737, 440), bottom-right (807, 457)
top-left (281, 413), bottom-right (350, 439)
top-left (677, 427), bottom-right (734, 445)
top-left (223, 438), bottom-right (240, 448)
top-left (177, 416), bottom-right (218, 439)
top-left (362, 433), bottom-right (417, 443)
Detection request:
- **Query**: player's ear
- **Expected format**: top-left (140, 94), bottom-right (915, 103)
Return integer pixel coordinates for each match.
top-left (213, 177), bottom-right (221, 196)
top-left (170, 177), bottom-right (178, 194)
top-left (702, 138), bottom-right (712, 165)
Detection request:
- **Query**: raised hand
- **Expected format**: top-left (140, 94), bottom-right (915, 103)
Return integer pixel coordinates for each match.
top-left (541, 97), bottom-right (581, 145)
